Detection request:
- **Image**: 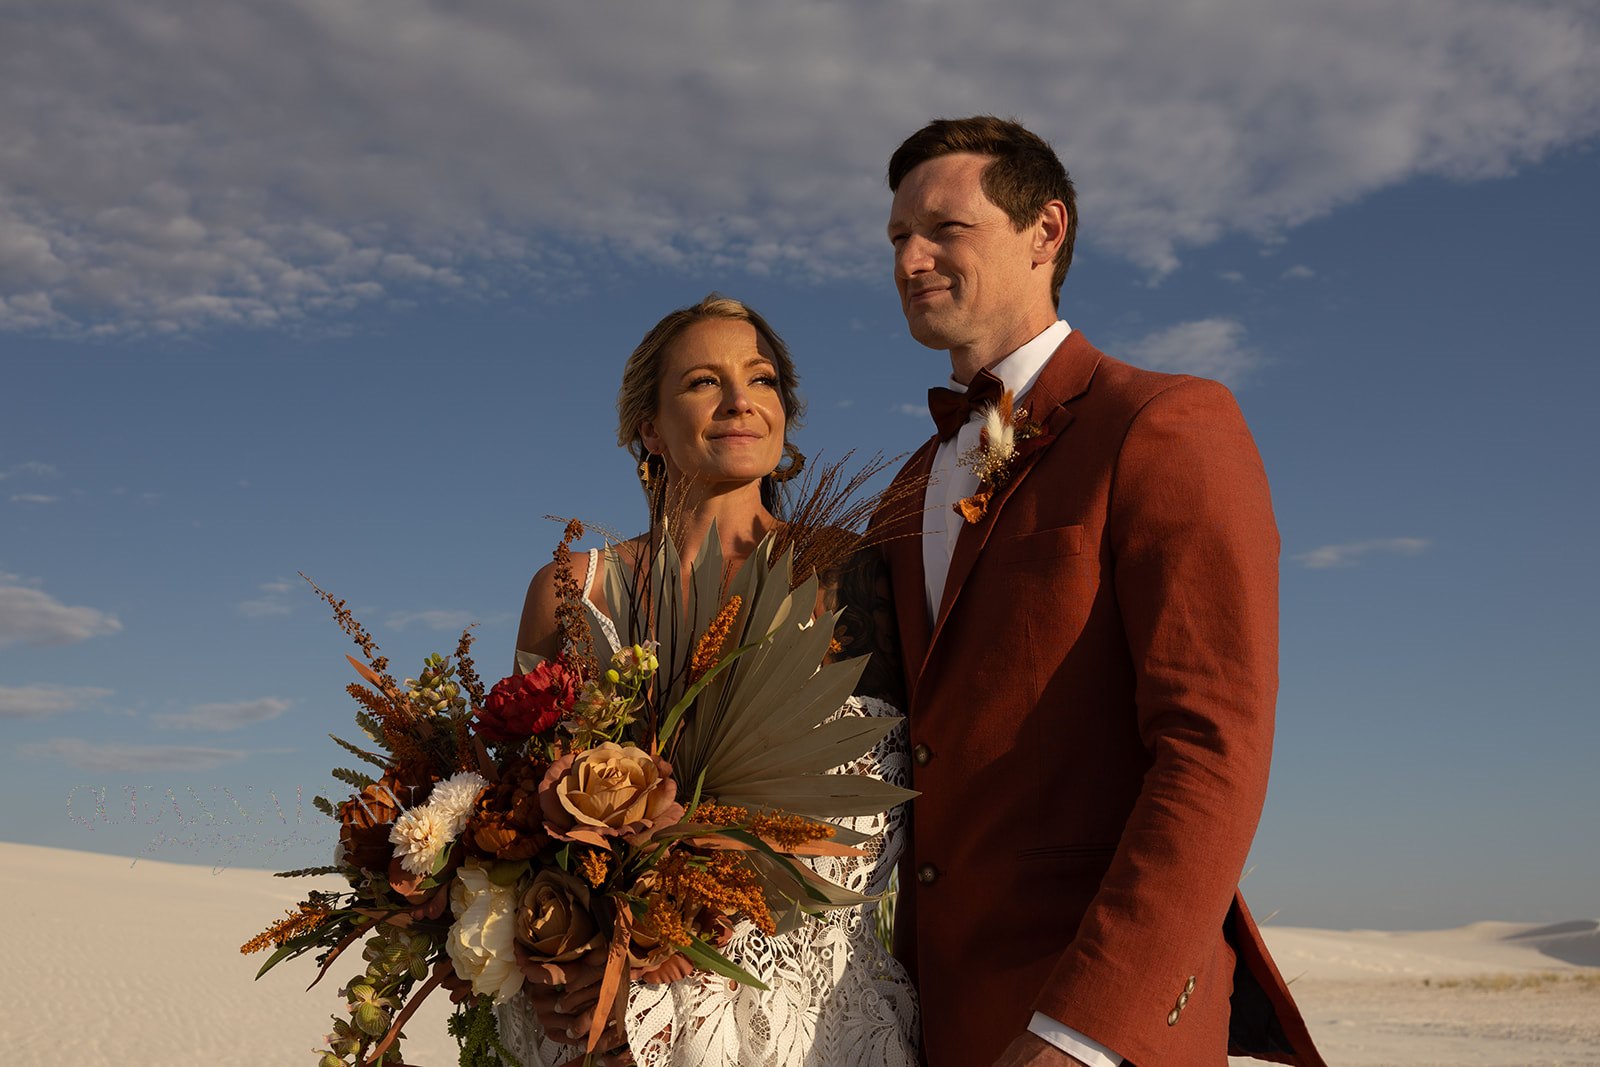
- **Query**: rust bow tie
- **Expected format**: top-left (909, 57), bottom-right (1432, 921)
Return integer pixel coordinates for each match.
top-left (927, 368), bottom-right (1006, 441)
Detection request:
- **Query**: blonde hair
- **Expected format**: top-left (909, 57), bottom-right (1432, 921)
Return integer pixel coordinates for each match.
top-left (617, 293), bottom-right (805, 516)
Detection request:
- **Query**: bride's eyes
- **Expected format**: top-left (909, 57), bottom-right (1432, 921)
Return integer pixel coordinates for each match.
top-left (686, 372), bottom-right (778, 390)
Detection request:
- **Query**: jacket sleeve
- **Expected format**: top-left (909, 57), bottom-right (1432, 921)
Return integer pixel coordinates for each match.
top-left (1031, 376), bottom-right (1279, 1063)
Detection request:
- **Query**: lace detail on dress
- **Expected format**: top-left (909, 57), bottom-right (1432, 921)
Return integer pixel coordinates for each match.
top-left (495, 555), bottom-right (919, 1067)
top-left (618, 693), bottom-right (918, 1067)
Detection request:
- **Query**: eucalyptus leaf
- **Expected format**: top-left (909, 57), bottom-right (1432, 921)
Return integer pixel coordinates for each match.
top-left (678, 936), bottom-right (769, 990)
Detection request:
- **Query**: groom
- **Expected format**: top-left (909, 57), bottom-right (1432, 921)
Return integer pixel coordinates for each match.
top-left (873, 116), bottom-right (1326, 1067)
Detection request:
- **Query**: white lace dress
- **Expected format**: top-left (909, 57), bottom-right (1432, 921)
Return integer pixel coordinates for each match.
top-left (496, 551), bottom-right (920, 1067)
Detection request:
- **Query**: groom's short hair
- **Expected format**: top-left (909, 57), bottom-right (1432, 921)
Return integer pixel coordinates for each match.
top-left (887, 116), bottom-right (1077, 306)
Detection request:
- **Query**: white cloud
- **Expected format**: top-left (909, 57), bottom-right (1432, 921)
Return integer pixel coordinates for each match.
top-left (1122, 317), bottom-right (1261, 387)
top-left (151, 697), bottom-right (292, 731)
top-left (384, 609), bottom-right (476, 632)
top-left (9, 494), bottom-right (58, 504)
top-left (2, 1), bottom-right (1596, 334)
top-left (21, 738), bottom-right (248, 772)
top-left (1281, 265), bottom-right (1316, 280)
top-left (1295, 537), bottom-right (1431, 569)
top-left (897, 403), bottom-right (928, 418)
top-left (237, 578), bottom-right (296, 618)
top-left (0, 685), bottom-right (114, 720)
top-left (0, 576), bottom-right (122, 646)
top-left (0, 461), bottom-right (59, 480)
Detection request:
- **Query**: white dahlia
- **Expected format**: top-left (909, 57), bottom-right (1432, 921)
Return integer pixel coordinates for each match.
top-left (427, 771), bottom-right (489, 837)
top-left (388, 805), bottom-right (451, 876)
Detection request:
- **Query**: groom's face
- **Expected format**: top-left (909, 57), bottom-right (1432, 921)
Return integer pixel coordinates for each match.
top-left (887, 152), bottom-right (1043, 359)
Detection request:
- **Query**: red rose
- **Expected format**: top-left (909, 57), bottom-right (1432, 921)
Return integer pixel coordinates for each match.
top-left (476, 659), bottom-right (582, 743)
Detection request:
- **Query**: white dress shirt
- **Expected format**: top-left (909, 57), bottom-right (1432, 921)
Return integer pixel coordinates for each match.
top-left (920, 319), bottom-right (1123, 1067)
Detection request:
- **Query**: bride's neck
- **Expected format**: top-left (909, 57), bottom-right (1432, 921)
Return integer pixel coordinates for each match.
top-left (665, 483), bottom-right (775, 570)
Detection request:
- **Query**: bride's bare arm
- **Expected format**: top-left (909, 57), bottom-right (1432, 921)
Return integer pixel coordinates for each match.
top-left (516, 556), bottom-right (585, 669)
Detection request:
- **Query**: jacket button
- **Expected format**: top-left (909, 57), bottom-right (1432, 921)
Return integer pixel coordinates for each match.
top-left (912, 743), bottom-right (931, 765)
top-left (1166, 1008), bottom-right (1180, 1027)
top-left (917, 864), bottom-right (938, 885)
top-left (1185, 976), bottom-right (1196, 993)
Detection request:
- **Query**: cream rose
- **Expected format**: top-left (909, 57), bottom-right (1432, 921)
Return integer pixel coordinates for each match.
top-left (538, 741), bottom-right (683, 846)
top-left (446, 862), bottom-right (524, 1003)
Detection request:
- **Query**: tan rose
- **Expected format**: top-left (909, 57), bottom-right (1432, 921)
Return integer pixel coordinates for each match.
top-left (538, 742), bottom-right (684, 847)
top-left (515, 869), bottom-right (607, 963)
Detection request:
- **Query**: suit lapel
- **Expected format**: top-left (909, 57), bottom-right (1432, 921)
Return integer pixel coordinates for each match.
top-left (880, 441), bottom-right (937, 698)
top-left (924, 332), bottom-right (1104, 669)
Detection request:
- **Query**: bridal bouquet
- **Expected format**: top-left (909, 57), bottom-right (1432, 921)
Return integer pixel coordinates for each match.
top-left (245, 468), bottom-right (917, 1067)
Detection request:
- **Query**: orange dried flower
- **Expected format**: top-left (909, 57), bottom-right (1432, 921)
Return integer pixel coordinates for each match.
top-left (635, 895), bottom-right (693, 950)
top-left (241, 896), bottom-right (333, 954)
top-left (691, 803), bottom-right (748, 827)
top-left (657, 851), bottom-right (776, 936)
top-left (579, 848), bottom-right (610, 889)
top-left (749, 811), bottom-right (836, 851)
top-left (690, 595), bottom-right (742, 681)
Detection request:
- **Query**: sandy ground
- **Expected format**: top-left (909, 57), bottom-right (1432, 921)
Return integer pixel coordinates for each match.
top-left (3, 842), bottom-right (1596, 1065)
top-left (1231, 923), bottom-right (1600, 1067)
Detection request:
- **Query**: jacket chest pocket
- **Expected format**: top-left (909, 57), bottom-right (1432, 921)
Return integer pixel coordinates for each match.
top-left (993, 523), bottom-right (1084, 564)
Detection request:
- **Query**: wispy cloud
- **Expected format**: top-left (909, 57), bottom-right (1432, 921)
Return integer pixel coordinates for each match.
top-left (384, 609), bottom-right (476, 633)
top-left (237, 578), bottom-right (296, 618)
top-left (1281, 264), bottom-right (1316, 280)
top-left (896, 403), bottom-right (928, 418)
top-left (1122, 318), bottom-right (1262, 387)
top-left (0, 684), bottom-right (114, 720)
top-left (3, 2), bottom-right (1596, 334)
top-left (0, 461), bottom-right (59, 480)
top-left (0, 574), bottom-right (122, 646)
top-left (20, 738), bottom-right (249, 773)
top-left (151, 697), bottom-right (291, 732)
top-left (8, 493), bottom-right (58, 504)
top-left (1295, 537), bottom-right (1431, 569)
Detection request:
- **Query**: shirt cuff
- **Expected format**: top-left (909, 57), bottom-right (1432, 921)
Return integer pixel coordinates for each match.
top-left (1027, 1012), bottom-right (1123, 1067)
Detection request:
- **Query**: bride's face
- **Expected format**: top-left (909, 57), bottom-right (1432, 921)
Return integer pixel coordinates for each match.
top-left (639, 318), bottom-right (787, 494)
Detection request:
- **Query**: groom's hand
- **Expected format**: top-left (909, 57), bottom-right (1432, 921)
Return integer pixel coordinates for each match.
top-left (992, 1032), bottom-right (1088, 1066)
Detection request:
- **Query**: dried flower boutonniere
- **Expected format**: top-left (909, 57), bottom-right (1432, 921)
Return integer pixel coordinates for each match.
top-left (955, 389), bottom-right (1043, 523)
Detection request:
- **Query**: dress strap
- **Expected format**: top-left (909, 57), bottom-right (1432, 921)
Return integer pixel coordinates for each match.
top-left (581, 547), bottom-right (623, 654)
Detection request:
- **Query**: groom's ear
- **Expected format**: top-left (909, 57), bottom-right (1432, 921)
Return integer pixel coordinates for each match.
top-left (1030, 199), bottom-right (1069, 266)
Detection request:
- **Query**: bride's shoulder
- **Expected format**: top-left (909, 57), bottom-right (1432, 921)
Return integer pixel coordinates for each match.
top-left (518, 537), bottom-right (636, 662)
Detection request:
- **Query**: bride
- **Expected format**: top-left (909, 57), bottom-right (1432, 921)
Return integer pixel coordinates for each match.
top-left (494, 294), bottom-right (921, 1067)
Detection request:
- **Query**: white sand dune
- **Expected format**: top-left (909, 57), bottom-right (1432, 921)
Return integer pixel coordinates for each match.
top-left (1232, 922), bottom-right (1600, 1066)
top-left (1, 842), bottom-right (458, 1066)
top-left (3, 842), bottom-right (1595, 1066)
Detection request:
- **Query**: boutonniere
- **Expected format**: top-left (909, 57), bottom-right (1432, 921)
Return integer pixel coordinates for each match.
top-left (954, 389), bottom-right (1044, 523)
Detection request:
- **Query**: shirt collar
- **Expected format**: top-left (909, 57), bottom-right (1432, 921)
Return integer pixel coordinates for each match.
top-left (944, 319), bottom-right (1071, 401)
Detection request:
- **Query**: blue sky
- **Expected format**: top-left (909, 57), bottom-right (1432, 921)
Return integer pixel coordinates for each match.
top-left (4, 0), bottom-right (1598, 931)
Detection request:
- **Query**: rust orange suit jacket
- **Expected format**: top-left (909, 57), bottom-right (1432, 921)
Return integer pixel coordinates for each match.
top-left (876, 332), bottom-right (1324, 1067)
